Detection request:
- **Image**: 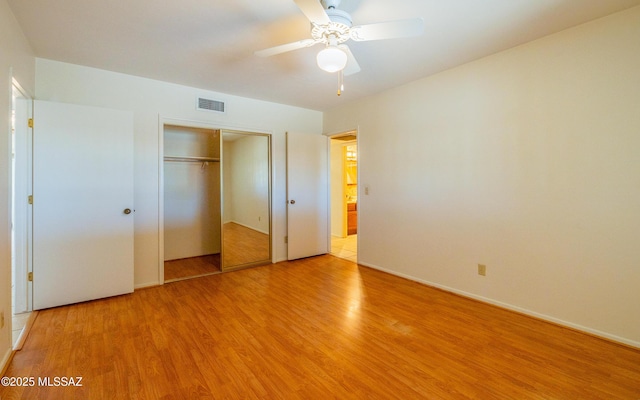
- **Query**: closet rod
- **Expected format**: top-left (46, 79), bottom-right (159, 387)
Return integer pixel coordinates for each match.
top-left (164, 155), bottom-right (220, 163)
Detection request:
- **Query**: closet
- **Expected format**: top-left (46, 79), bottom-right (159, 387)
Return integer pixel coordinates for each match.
top-left (162, 125), bottom-right (272, 282)
top-left (163, 125), bottom-right (221, 281)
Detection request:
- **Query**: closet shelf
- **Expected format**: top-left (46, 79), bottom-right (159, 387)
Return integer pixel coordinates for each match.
top-left (164, 155), bottom-right (220, 163)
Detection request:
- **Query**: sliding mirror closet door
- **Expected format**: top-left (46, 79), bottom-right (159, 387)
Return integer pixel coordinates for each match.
top-left (163, 125), bottom-right (221, 281)
top-left (222, 131), bottom-right (271, 271)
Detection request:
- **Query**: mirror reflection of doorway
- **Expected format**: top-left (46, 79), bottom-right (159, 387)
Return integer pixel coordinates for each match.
top-left (330, 132), bottom-right (357, 263)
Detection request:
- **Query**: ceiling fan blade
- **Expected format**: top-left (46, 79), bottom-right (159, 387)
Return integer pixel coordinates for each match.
top-left (339, 45), bottom-right (361, 76)
top-left (255, 39), bottom-right (318, 57)
top-left (294, 0), bottom-right (331, 25)
top-left (350, 18), bottom-right (425, 42)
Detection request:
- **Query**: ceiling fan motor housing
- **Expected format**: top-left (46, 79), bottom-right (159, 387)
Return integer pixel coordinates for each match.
top-left (311, 4), bottom-right (352, 44)
top-left (326, 8), bottom-right (352, 26)
top-left (321, 0), bottom-right (342, 10)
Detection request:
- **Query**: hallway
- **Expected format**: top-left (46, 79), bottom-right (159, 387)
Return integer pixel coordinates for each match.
top-left (330, 234), bottom-right (357, 263)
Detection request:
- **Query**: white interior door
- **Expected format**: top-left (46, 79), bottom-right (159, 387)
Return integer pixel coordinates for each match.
top-left (286, 132), bottom-right (329, 260)
top-left (33, 100), bottom-right (134, 310)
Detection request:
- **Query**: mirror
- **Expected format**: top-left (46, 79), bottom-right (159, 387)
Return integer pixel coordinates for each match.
top-left (221, 131), bottom-right (271, 271)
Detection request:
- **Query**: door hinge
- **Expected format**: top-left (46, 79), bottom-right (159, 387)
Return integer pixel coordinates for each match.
top-left (28, 195), bottom-right (33, 204)
top-left (28, 272), bottom-right (33, 282)
top-left (284, 236), bottom-right (288, 244)
top-left (28, 118), bottom-right (34, 128)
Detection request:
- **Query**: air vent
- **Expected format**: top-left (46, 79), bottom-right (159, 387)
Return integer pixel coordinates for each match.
top-left (197, 97), bottom-right (226, 113)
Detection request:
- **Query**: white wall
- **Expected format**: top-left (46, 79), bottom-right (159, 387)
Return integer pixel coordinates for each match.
top-left (324, 6), bottom-right (640, 347)
top-left (0, 0), bottom-right (35, 371)
top-left (35, 58), bottom-right (322, 287)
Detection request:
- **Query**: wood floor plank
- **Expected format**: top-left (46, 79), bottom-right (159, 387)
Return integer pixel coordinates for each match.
top-left (164, 254), bottom-right (221, 282)
top-left (163, 223), bottom-right (270, 281)
top-left (222, 222), bottom-right (270, 269)
top-left (2, 255), bottom-right (639, 399)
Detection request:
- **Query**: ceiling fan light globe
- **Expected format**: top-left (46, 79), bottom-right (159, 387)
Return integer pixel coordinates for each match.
top-left (317, 46), bottom-right (348, 73)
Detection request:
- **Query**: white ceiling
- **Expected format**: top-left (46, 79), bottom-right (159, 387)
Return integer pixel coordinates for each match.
top-left (8, 0), bottom-right (640, 111)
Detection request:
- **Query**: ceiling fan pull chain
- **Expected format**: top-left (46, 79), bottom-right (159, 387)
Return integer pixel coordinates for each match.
top-left (337, 70), bottom-right (344, 96)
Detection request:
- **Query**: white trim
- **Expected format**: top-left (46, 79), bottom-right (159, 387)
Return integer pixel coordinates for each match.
top-left (10, 76), bottom-right (34, 316)
top-left (358, 260), bottom-right (640, 350)
top-left (13, 311), bottom-right (37, 351)
top-left (0, 348), bottom-right (13, 377)
top-left (157, 116), bottom-right (165, 284)
top-left (324, 127), bottom-right (360, 257)
top-left (224, 220), bottom-right (270, 236)
top-left (11, 77), bottom-right (33, 99)
top-left (134, 281), bottom-right (161, 290)
top-left (160, 116), bottom-right (272, 136)
top-left (323, 127), bottom-right (358, 138)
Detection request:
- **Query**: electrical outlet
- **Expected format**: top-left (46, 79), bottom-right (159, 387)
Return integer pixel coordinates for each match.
top-left (0, 311), bottom-right (4, 329)
top-left (478, 264), bottom-right (487, 276)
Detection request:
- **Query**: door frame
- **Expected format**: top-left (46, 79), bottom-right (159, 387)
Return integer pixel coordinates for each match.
top-left (158, 117), bottom-right (274, 283)
top-left (11, 78), bottom-right (33, 314)
top-left (325, 128), bottom-right (359, 254)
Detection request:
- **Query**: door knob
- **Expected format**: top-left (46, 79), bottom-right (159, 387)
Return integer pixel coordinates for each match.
top-left (289, 200), bottom-right (295, 204)
top-left (123, 208), bottom-right (132, 215)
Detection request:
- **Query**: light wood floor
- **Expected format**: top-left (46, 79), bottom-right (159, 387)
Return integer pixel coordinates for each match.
top-left (164, 223), bottom-right (269, 281)
top-left (222, 222), bottom-right (270, 268)
top-left (164, 254), bottom-right (221, 282)
top-left (2, 255), bottom-right (639, 399)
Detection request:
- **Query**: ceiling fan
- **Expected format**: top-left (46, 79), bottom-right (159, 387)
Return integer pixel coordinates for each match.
top-left (255, 0), bottom-right (424, 92)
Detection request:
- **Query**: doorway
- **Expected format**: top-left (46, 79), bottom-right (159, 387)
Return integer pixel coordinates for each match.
top-left (329, 131), bottom-right (358, 263)
top-left (11, 80), bottom-right (33, 346)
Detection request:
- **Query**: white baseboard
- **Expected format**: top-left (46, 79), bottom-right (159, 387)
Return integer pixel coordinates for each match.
top-left (134, 281), bottom-right (161, 290)
top-left (13, 311), bottom-right (38, 351)
top-left (225, 220), bottom-right (269, 235)
top-left (1, 346), bottom-right (13, 376)
top-left (358, 260), bottom-right (640, 349)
